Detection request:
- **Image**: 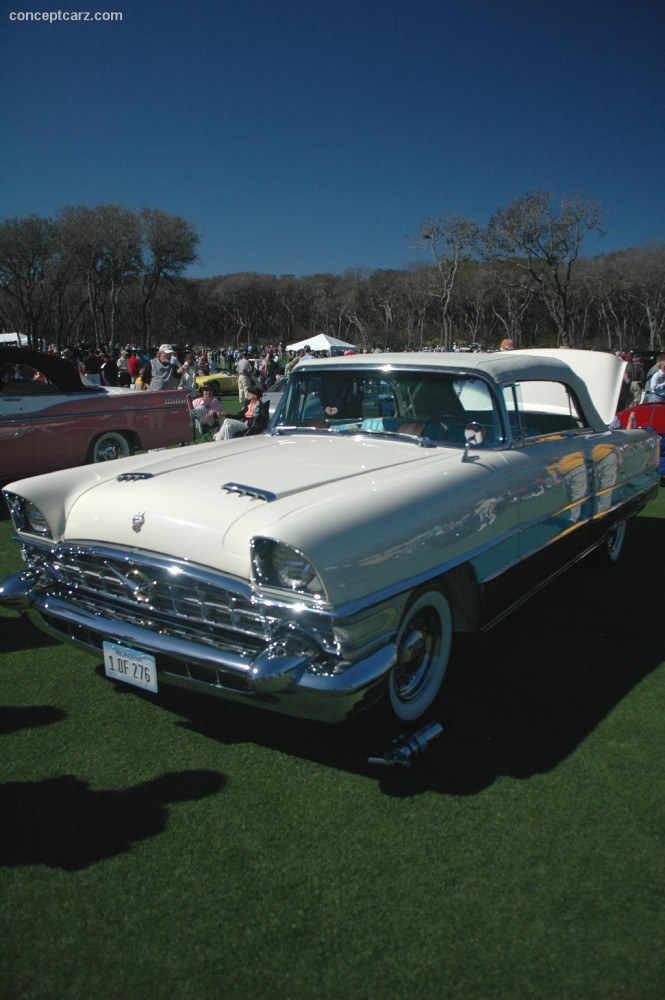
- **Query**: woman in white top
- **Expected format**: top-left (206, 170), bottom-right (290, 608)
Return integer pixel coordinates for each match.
top-left (178, 353), bottom-right (198, 396)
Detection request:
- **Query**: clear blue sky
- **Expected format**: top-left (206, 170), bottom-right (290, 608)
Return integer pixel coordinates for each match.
top-left (2, 0), bottom-right (663, 278)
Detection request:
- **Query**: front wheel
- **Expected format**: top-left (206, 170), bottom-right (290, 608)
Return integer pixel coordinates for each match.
top-left (388, 588), bottom-right (453, 722)
top-left (89, 432), bottom-right (132, 463)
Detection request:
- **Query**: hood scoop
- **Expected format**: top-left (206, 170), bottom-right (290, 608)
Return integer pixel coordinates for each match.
top-left (117, 473), bottom-right (155, 482)
top-left (222, 482), bottom-right (276, 503)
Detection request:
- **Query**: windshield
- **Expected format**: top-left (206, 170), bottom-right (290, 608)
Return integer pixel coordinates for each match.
top-left (271, 368), bottom-right (503, 445)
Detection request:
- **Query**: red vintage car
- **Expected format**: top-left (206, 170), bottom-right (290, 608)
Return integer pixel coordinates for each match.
top-left (615, 401), bottom-right (665, 477)
top-left (0, 349), bottom-right (193, 481)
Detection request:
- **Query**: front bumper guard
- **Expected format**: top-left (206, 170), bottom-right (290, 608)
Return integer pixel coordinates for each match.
top-left (1, 574), bottom-right (397, 722)
top-left (0, 569), bottom-right (36, 610)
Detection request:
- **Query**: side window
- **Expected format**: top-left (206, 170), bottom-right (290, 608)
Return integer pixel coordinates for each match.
top-left (1, 364), bottom-right (57, 392)
top-left (454, 379), bottom-right (502, 444)
top-left (503, 381), bottom-right (586, 438)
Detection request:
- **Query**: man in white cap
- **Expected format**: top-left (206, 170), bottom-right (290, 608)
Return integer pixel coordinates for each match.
top-left (139, 344), bottom-right (184, 390)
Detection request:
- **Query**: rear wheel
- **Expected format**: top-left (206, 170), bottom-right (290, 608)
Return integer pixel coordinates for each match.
top-left (596, 519), bottom-right (627, 566)
top-left (388, 588), bottom-right (453, 722)
top-left (89, 432), bottom-right (132, 463)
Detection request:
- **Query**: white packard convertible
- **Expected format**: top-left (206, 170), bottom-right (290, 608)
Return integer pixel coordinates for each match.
top-left (1, 350), bottom-right (660, 723)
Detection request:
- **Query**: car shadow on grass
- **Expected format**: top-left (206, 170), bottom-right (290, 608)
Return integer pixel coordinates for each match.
top-left (0, 613), bottom-right (62, 652)
top-left (127, 512), bottom-right (664, 797)
top-left (0, 704), bottom-right (66, 733)
top-left (1, 769), bottom-right (227, 871)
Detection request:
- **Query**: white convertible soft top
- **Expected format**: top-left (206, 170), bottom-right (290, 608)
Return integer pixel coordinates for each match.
top-left (494, 349), bottom-right (626, 427)
top-left (297, 349), bottom-right (626, 430)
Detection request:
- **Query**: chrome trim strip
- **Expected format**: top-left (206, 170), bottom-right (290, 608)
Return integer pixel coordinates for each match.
top-left (0, 402), bottom-right (190, 425)
top-left (253, 536), bottom-right (512, 619)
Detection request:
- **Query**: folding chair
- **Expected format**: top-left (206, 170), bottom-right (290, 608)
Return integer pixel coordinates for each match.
top-left (193, 411), bottom-right (221, 443)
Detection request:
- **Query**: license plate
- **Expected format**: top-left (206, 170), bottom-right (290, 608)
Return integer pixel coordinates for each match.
top-left (103, 641), bottom-right (158, 693)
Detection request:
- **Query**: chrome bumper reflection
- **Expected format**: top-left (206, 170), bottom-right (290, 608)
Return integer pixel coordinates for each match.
top-left (14, 592), bottom-right (396, 722)
top-left (0, 570), bottom-right (36, 610)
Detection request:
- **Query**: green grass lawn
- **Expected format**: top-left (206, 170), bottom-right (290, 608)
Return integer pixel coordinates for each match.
top-left (1, 490), bottom-right (664, 1000)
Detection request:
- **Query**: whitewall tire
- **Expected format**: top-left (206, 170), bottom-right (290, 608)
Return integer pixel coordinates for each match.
top-left (388, 588), bottom-right (453, 722)
top-left (90, 432), bottom-right (132, 463)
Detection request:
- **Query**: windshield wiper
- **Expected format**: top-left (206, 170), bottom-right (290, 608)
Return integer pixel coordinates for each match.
top-left (336, 427), bottom-right (436, 448)
top-left (271, 424), bottom-right (436, 447)
top-left (271, 425), bottom-right (330, 435)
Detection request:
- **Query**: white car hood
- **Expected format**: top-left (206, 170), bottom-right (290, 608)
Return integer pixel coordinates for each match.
top-left (61, 433), bottom-right (441, 578)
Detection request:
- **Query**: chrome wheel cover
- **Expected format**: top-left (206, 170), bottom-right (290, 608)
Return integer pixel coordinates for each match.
top-left (389, 590), bottom-right (452, 721)
top-left (93, 433), bottom-right (130, 462)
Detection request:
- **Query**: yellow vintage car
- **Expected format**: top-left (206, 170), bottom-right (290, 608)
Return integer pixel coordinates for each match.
top-left (195, 372), bottom-right (238, 395)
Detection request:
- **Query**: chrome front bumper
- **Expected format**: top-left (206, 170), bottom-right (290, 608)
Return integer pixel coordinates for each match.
top-left (1, 571), bottom-right (397, 722)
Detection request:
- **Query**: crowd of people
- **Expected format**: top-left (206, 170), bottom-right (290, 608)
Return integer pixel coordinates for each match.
top-left (31, 339), bottom-right (665, 413)
top-left (626, 351), bottom-right (665, 403)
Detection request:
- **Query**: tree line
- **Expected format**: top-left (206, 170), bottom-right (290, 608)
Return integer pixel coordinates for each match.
top-left (1, 194), bottom-right (663, 354)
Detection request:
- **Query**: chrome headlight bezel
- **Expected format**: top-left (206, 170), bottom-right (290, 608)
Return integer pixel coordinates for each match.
top-left (251, 538), bottom-right (326, 601)
top-left (4, 492), bottom-right (53, 538)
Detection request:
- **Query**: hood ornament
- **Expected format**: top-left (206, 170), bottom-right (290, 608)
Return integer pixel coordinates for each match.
top-left (132, 511), bottom-right (146, 533)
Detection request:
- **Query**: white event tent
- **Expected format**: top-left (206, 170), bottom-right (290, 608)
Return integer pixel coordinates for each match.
top-left (286, 333), bottom-right (357, 353)
top-left (0, 332), bottom-right (29, 346)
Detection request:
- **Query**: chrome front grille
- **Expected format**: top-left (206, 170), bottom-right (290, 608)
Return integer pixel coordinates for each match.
top-left (30, 543), bottom-right (273, 656)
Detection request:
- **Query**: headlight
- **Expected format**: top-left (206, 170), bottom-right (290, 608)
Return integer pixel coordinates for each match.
top-left (25, 501), bottom-right (51, 536)
top-left (4, 492), bottom-right (53, 538)
top-left (252, 538), bottom-right (325, 599)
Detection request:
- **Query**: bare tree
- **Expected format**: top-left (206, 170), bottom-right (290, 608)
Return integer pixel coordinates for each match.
top-left (455, 264), bottom-right (496, 346)
top-left (411, 214), bottom-right (479, 350)
top-left (485, 263), bottom-right (535, 347)
top-left (482, 191), bottom-right (604, 346)
top-left (621, 244), bottom-right (665, 350)
top-left (399, 267), bottom-right (431, 350)
top-left (139, 209), bottom-right (200, 345)
top-left (0, 214), bottom-right (57, 346)
top-left (367, 269), bottom-right (407, 348)
top-left (59, 205), bottom-right (142, 348)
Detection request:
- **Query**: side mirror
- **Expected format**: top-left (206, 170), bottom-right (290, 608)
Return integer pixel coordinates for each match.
top-left (464, 422), bottom-right (486, 447)
top-left (462, 421), bottom-right (486, 462)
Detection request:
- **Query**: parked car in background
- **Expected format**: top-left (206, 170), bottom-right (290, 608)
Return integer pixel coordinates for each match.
top-left (1, 350), bottom-right (659, 725)
top-left (264, 376), bottom-right (288, 413)
top-left (0, 349), bottom-right (193, 481)
top-left (616, 401), bottom-right (665, 477)
top-left (195, 372), bottom-right (238, 395)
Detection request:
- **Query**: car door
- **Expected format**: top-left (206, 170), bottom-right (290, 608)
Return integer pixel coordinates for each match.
top-left (501, 380), bottom-right (595, 580)
top-left (0, 384), bottom-right (36, 481)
